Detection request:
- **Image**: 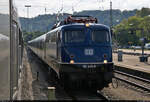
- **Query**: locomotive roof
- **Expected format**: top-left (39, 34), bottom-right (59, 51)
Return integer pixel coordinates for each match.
top-left (28, 23), bottom-right (110, 44)
top-left (45, 23), bottom-right (110, 35)
top-left (46, 23), bottom-right (110, 35)
top-left (54, 23), bottom-right (110, 31)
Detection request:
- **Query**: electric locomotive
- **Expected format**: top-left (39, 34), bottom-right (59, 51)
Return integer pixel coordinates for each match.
top-left (28, 15), bottom-right (114, 90)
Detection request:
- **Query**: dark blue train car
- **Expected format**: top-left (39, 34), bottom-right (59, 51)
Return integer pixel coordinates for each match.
top-left (28, 15), bottom-right (114, 90)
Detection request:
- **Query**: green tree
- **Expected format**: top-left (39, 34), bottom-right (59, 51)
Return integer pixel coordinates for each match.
top-left (136, 7), bottom-right (150, 17)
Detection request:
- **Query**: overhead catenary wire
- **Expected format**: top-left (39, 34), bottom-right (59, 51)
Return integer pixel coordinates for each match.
top-left (98, 0), bottom-right (105, 10)
top-left (56, 0), bottom-right (99, 22)
top-left (55, 0), bottom-right (65, 23)
top-left (17, 0), bottom-right (112, 18)
top-left (62, 0), bottom-right (81, 14)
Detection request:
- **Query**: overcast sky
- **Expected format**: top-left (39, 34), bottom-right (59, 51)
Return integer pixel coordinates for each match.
top-left (13, 0), bottom-right (150, 18)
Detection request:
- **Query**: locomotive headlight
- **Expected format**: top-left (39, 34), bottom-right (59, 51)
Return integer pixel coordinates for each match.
top-left (70, 60), bottom-right (74, 64)
top-left (104, 60), bottom-right (108, 64)
top-left (85, 23), bottom-right (90, 27)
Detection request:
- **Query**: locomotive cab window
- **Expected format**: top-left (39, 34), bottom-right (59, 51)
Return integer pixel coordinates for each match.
top-left (64, 30), bottom-right (85, 43)
top-left (92, 30), bottom-right (110, 43)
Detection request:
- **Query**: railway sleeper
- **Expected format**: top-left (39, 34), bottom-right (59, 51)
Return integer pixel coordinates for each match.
top-left (59, 72), bottom-right (105, 91)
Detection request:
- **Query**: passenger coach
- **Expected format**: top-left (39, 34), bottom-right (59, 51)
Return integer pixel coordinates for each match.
top-left (0, 0), bottom-right (24, 100)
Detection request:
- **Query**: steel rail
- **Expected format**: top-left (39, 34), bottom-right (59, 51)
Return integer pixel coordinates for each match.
top-left (114, 76), bottom-right (150, 92)
top-left (114, 70), bottom-right (150, 83)
top-left (114, 70), bottom-right (150, 91)
top-left (97, 90), bottom-right (109, 100)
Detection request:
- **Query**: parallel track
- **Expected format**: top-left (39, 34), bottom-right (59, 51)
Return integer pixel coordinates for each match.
top-left (114, 70), bottom-right (150, 92)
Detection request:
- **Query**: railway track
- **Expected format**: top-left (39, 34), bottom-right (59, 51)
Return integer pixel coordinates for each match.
top-left (114, 70), bottom-right (150, 92)
top-left (55, 79), bottom-right (108, 100)
top-left (52, 82), bottom-right (109, 100)
top-left (65, 89), bottom-right (108, 100)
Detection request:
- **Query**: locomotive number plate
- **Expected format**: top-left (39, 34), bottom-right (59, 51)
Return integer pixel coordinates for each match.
top-left (82, 64), bottom-right (96, 68)
top-left (84, 49), bottom-right (94, 55)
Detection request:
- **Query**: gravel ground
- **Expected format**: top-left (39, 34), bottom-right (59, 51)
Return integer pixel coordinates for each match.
top-left (24, 48), bottom-right (49, 100)
top-left (101, 79), bottom-right (150, 100)
top-left (21, 48), bottom-right (72, 100)
top-left (21, 48), bottom-right (49, 100)
top-left (21, 48), bottom-right (34, 100)
top-left (21, 47), bottom-right (150, 100)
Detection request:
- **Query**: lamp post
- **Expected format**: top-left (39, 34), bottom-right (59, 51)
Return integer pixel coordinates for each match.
top-left (128, 25), bottom-right (147, 62)
top-left (25, 5), bottom-right (31, 18)
top-left (139, 28), bottom-right (148, 62)
top-left (116, 19), bottom-right (120, 46)
top-left (139, 29), bottom-right (145, 56)
top-left (25, 5), bottom-right (31, 32)
top-left (110, 0), bottom-right (112, 29)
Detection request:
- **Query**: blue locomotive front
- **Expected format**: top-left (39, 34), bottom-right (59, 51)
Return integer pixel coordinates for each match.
top-left (58, 23), bottom-right (113, 90)
top-left (28, 15), bottom-right (114, 90)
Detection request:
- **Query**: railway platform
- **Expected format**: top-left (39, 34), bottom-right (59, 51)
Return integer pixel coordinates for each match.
top-left (113, 53), bottom-right (150, 73)
top-left (117, 49), bottom-right (150, 55)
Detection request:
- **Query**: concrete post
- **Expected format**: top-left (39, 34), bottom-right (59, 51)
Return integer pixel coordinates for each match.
top-left (48, 87), bottom-right (56, 100)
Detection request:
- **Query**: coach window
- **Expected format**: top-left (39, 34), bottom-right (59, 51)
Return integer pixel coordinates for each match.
top-left (51, 32), bottom-right (56, 43)
top-left (57, 31), bottom-right (61, 42)
top-left (64, 30), bottom-right (85, 43)
top-left (19, 29), bottom-right (22, 45)
top-left (92, 30), bottom-right (110, 43)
